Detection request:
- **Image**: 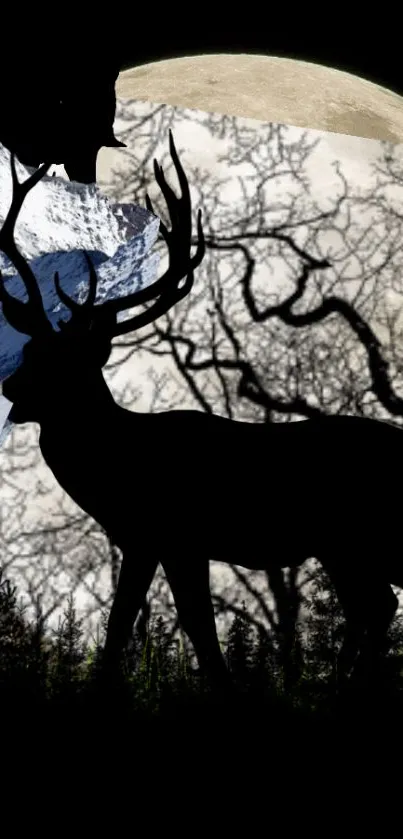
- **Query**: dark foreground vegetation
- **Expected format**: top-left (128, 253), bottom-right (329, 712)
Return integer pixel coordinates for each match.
top-left (2, 563), bottom-right (403, 767)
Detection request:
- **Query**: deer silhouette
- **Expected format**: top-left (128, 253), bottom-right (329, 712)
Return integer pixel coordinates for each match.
top-left (0, 137), bottom-right (401, 692)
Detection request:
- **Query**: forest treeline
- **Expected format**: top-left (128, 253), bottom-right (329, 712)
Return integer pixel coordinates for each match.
top-left (2, 560), bottom-right (402, 730)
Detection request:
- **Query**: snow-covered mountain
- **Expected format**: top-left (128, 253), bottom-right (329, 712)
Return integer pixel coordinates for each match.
top-left (0, 144), bottom-right (161, 443)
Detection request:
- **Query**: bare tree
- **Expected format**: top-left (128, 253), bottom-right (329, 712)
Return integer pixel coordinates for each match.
top-left (2, 103), bottom-right (403, 687)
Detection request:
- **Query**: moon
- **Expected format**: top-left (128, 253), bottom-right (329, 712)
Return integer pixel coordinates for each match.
top-left (115, 53), bottom-right (403, 143)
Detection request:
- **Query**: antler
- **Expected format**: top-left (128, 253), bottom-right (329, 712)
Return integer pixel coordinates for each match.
top-left (0, 133), bottom-right (205, 340)
top-left (0, 155), bottom-right (53, 336)
top-left (56, 131), bottom-right (205, 337)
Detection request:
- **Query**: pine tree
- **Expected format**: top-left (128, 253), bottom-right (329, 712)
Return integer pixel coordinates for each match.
top-left (226, 601), bottom-right (255, 686)
top-left (251, 623), bottom-right (278, 691)
top-left (0, 566), bottom-right (32, 701)
top-left (50, 594), bottom-right (85, 697)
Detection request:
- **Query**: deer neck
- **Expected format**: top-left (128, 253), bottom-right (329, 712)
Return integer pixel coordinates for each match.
top-left (39, 371), bottom-right (117, 441)
top-left (37, 373), bottom-right (126, 534)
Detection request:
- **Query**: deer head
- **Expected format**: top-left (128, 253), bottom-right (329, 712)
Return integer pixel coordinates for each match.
top-left (0, 133), bottom-right (205, 424)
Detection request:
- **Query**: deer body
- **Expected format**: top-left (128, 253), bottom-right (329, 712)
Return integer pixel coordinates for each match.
top-left (36, 402), bottom-right (403, 584)
top-left (0, 142), bottom-right (400, 692)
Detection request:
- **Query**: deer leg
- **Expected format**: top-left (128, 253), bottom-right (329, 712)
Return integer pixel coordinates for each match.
top-left (102, 553), bottom-right (158, 677)
top-left (162, 558), bottom-right (233, 691)
top-left (325, 566), bottom-right (367, 688)
top-left (352, 582), bottom-right (398, 685)
top-left (327, 564), bottom-right (398, 689)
